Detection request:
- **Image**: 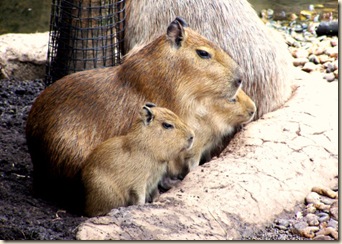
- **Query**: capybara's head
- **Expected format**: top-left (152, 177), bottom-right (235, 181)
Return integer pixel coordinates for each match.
top-left (168, 17), bottom-right (242, 100)
top-left (217, 88), bottom-right (256, 128)
top-left (137, 102), bottom-right (194, 162)
top-left (123, 16), bottom-right (242, 104)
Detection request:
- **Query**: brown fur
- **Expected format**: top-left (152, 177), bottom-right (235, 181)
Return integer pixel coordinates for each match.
top-left (124, 0), bottom-right (294, 119)
top-left (26, 17), bottom-right (242, 208)
top-left (82, 104), bottom-right (194, 217)
top-left (198, 88), bottom-right (256, 162)
top-left (159, 88), bottom-right (256, 189)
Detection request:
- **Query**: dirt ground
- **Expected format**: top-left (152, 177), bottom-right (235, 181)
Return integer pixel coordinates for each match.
top-left (0, 78), bottom-right (308, 240)
top-left (0, 79), bottom-right (86, 240)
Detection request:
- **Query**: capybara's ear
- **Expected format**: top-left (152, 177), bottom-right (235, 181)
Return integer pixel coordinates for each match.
top-left (141, 105), bottom-right (155, 125)
top-left (174, 16), bottom-right (188, 28)
top-left (144, 102), bottom-right (156, 108)
top-left (167, 17), bottom-right (187, 48)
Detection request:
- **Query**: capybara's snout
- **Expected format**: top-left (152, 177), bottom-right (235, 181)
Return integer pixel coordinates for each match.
top-left (234, 77), bottom-right (242, 88)
top-left (186, 134), bottom-right (194, 150)
top-left (177, 164), bottom-right (190, 181)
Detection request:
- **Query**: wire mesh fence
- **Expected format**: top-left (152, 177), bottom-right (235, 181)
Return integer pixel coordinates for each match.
top-left (45, 0), bottom-right (125, 85)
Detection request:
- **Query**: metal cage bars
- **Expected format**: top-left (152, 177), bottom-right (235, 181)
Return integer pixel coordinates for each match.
top-left (45, 0), bottom-right (125, 85)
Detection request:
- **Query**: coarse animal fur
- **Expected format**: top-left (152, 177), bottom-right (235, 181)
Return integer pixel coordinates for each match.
top-left (82, 103), bottom-right (194, 217)
top-left (159, 88), bottom-right (256, 189)
top-left (124, 0), bottom-right (294, 119)
top-left (26, 17), bottom-right (242, 210)
top-left (198, 88), bottom-right (256, 163)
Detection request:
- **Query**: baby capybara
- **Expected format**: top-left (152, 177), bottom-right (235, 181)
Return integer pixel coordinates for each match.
top-left (82, 103), bottom-right (194, 217)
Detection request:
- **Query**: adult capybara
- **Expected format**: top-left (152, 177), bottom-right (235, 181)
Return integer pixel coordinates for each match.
top-left (26, 17), bottom-right (242, 209)
top-left (82, 103), bottom-right (194, 217)
top-left (124, 0), bottom-right (294, 119)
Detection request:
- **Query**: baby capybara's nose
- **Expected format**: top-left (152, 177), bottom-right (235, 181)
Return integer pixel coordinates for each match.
top-left (188, 136), bottom-right (194, 144)
top-left (177, 165), bottom-right (190, 180)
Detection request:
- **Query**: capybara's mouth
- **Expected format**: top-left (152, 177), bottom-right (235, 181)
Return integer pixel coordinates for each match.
top-left (187, 139), bottom-right (194, 150)
top-left (180, 143), bottom-right (192, 152)
top-left (240, 115), bottom-right (254, 124)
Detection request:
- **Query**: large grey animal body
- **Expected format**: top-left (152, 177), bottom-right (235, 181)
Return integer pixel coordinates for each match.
top-left (124, 0), bottom-right (294, 119)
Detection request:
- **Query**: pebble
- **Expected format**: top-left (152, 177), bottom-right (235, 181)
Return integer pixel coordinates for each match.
top-left (314, 202), bottom-right (331, 211)
top-left (273, 224), bottom-right (288, 230)
top-left (313, 235), bottom-right (334, 240)
top-left (292, 221), bottom-right (308, 234)
top-left (311, 46), bottom-right (325, 56)
top-left (330, 201), bottom-right (338, 220)
top-left (306, 213), bottom-right (319, 226)
top-left (317, 54), bottom-right (332, 64)
top-left (325, 47), bottom-right (338, 58)
top-left (308, 54), bottom-right (319, 64)
top-left (304, 203), bottom-right (316, 214)
top-left (324, 72), bottom-right (336, 82)
top-left (305, 192), bottom-right (321, 204)
top-left (293, 58), bottom-right (308, 67)
top-left (315, 227), bottom-right (338, 240)
top-left (285, 36), bottom-right (300, 47)
top-left (327, 218), bottom-right (338, 230)
top-left (291, 49), bottom-right (309, 58)
top-left (301, 62), bottom-right (318, 72)
top-left (275, 218), bottom-right (290, 227)
top-left (312, 186), bottom-right (338, 199)
top-left (273, 218), bottom-right (291, 230)
top-left (318, 213), bottom-right (330, 223)
top-left (330, 39), bottom-right (338, 47)
top-left (333, 60), bottom-right (338, 70)
top-left (301, 226), bottom-right (319, 238)
top-left (319, 195), bottom-right (336, 205)
top-left (324, 62), bottom-right (336, 73)
top-left (333, 70), bottom-right (338, 79)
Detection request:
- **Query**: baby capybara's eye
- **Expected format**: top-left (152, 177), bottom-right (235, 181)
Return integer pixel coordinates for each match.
top-left (162, 122), bottom-right (174, 129)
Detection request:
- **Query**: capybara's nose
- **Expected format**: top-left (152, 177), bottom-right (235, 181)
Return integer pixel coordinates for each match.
top-left (235, 78), bottom-right (242, 88)
top-left (249, 110), bottom-right (255, 117)
top-left (187, 135), bottom-right (194, 149)
top-left (188, 136), bottom-right (194, 144)
top-left (178, 165), bottom-right (190, 180)
top-left (177, 174), bottom-right (185, 180)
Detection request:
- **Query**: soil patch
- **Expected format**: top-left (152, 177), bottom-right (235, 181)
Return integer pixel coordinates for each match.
top-left (0, 79), bottom-right (86, 240)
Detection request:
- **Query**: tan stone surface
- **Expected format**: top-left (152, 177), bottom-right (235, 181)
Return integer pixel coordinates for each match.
top-left (0, 32), bottom-right (48, 80)
top-left (76, 70), bottom-right (338, 240)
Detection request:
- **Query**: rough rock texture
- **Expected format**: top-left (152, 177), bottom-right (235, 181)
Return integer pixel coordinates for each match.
top-left (76, 70), bottom-right (338, 240)
top-left (0, 32), bottom-right (49, 80)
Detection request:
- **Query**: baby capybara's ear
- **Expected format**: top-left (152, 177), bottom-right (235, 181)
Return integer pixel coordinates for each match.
top-left (144, 102), bottom-right (156, 108)
top-left (167, 16), bottom-right (188, 48)
top-left (141, 105), bottom-right (155, 125)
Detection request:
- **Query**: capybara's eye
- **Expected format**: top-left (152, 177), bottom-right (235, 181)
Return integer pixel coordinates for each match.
top-left (196, 49), bottom-right (211, 59)
top-left (162, 122), bottom-right (174, 129)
